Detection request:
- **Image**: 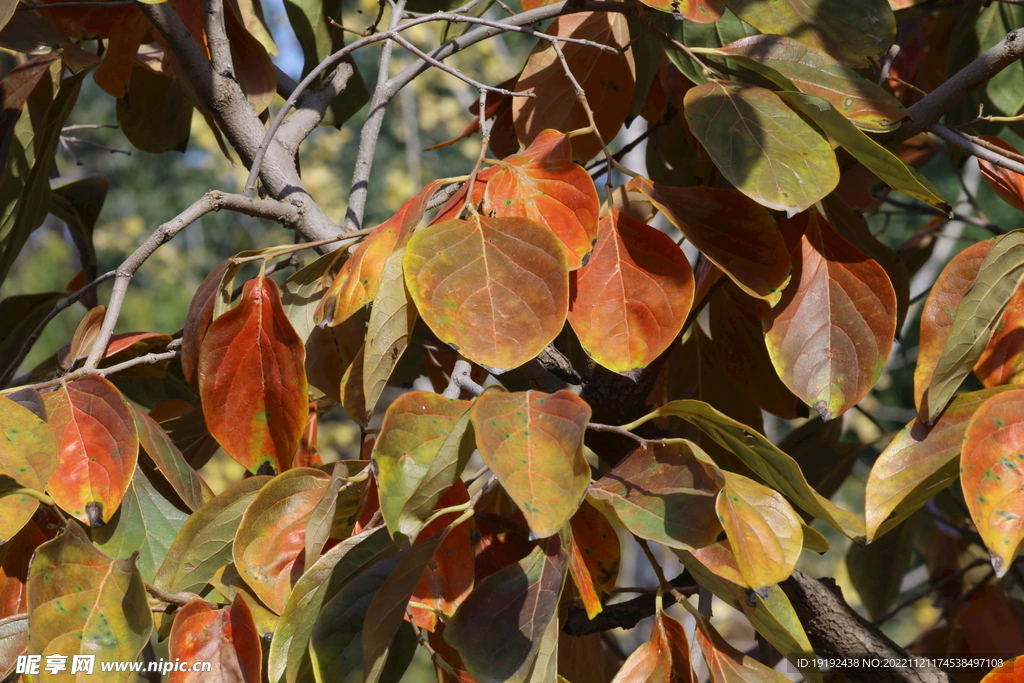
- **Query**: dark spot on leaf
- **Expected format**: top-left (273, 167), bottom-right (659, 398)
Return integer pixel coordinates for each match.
top-left (256, 461), bottom-right (277, 476)
top-left (86, 502), bottom-right (104, 528)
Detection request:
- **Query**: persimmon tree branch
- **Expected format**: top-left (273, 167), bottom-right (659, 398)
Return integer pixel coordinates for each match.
top-left (4, 347), bottom-right (182, 396)
top-left (930, 123), bottom-right (1024, 176)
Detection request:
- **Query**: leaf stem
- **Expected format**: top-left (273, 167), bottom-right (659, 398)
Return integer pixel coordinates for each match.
top-left (0, 488), bottom-right (55, 506)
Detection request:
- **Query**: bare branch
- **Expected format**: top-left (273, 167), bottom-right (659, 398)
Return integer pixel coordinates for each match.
top-left (930, 122), bottom-right (1024, 176)
top-left (6, 348), bottom-right (181, 396)
top-left (145, 582), bottom-right (216, 609)
top-left (392, 35), bottom-right (534, 98)
top-left (443, 358), bottom-right (483, 399)
top-left (203, 0), bottom-right (234, 79)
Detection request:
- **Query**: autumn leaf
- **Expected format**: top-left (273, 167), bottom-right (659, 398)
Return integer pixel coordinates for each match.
top-left (695, 611), bottom-right (794, 683)
top-left (610, 606), bottom-right (693, 683)
top-left (976, 284), bottom-right (1024, 388)
top-left (978, 136), bottom-right (1024, 211)
top-left (566, 500), bottom-right (620, 619)
top-left (568, 208), bottom-right (694, 376)
top-left (199, 276), bottom-right (308, 474)
top-left (404, 215), bottom-right (569, 373)
top-left (45, 376), bottom-right (138, 527)
top-left (132, 407), bottom-right (211, 511)
top-left (637, 0), bottom-right (724, 23)
top-left (168, 597), bottom-right (262, 683)
top-left (0, 395), bottom-right (56, 541)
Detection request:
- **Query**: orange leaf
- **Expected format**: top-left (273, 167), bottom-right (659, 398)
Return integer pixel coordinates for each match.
top-left (627, 177), bottom-right (791, 305)
top-left (404, 216), bottom-right (569, 372)
top-left (762, 211), bottom-right (897, 420)
top-left (568, 208), bottom-right (693, 377)
top-left (483, 130), bottom-right (599, 270)
top-left (513, 12), bottom-right (635, 162)
top-left (915, 240), bottom-right (996, 408)
top-left (636, 0), bottom-right (723, 22)
top-left (981, 655), bottom-right (1024, 683)
top-left (696, 615), bottom-right (793, 683)
top-left (181, 260), bottom-right (230, 388)
top-left (0, 395), bottom-right (57, 541)
top-left (45, 376), bottom-right (138, 527)
top-left (566, 500), bottom-right (620, 620)
top-left (292, 402), bottom-right (322, 469)
top-left (0, 523), bottom-right (47, 620)
top-left (979, 136), bottom-right (1024, 212)
top-left (168, 596), bottom-right (262, 683)
top-left (962, 389), bottom-right (1024, 576)
top-left (317, 179), bottom-right (446, 327)
top-left (975, 284), bottom-right (1024, 388)
top-left (198, 276), bottom-right (308, 474)
top-left (470, 390), bottom-right (591, 538)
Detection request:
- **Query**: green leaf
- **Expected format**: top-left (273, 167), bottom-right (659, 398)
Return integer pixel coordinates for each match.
top-left (132, 406), bottom-right (211, 512)
top-left (846, 520), bottom-right (913, 620)
top-left (305, 459), bottom-right (372, 563)
top-left (445, 537), bottom-right (568, 683)
top-left (777, 92), bottom-right (949, 212)
top-left (27, 524), bottom-right (151, 679)
top-left (268, 526), bottom-right (396, 683)
top-left (649, 8), bottom-right (758, 87)
top-left (623, 400), bottom-right (864, 539)
top-left (373, 391), bottom-right (474, 544)
top-left (921, 231), bottom-right (1024, 424)
top-left (684, 81), bottom-right (838, 215)
top-left (92, 468), bottom-right (191, 583)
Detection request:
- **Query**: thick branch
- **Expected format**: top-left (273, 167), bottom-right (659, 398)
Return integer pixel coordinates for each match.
top-left (781, 570), bottom-right (954, 683)
top-left (562, 572), bottom-right (697, 637)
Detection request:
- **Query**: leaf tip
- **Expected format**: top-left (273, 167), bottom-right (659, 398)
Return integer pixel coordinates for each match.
top-left (85, 501), bottom-right (105, 528)
top-left (812, 401), bottom-right (833, 422)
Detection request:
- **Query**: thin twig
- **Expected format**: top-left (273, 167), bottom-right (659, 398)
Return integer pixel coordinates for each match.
top-left (5, 348), bottom-right (180, 395)
top-left (462, 90), bottom-right (490, 215)
top-left (60, 136), bottom-right (130, 156)
top-left (872, 558), bottom-right (988, 625)
top-left (228, 225), bottom-right (376, 265)
top-left (587, 422), bottom-right (652, 448)
top-left (204, 0), bottom-right (235, 80)
top-left (878, 44), bottom-right (900, 86)
top-left (443, 358), bottom-right (483, 399)
top-left (872, 192), bottom-right (1004, 236)
top-left (931, 123), bottom-right (1024, 176)
top-left (391, 35), bottom-right (533, 98)
top-left (636, 537), bottom-right (692, 608)
top-left (20, 0), bottom-right (133, 7)
top-left (145, 582), bottom-right (216, 609)
top-left (956, 130), bottom-right (1024, 166)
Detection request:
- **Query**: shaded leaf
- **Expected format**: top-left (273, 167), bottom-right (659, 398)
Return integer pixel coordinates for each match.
top-left (638, 0), bottom-right (723, 23)
top-left (762, 211), bottom-right (897, 421)
top-left (724, 0), bottom-right (895, 66)
top-left (512, 11), bottom-right (635, 162)
top-left (27, 524), bottom-right (151, 678)
top-left (445, 537), bottom-right (568, 683)
top-left (153, 476), bottom-right (268, 596)
top-left (695, 611), bottom-right (793, 683)
top-left (93, 468), bottom-right (191, 583)
top-left (779, 416), bottom-right (860, 500)
top-left (979, 136), bottom-right (1024, 211)
top-left (0, 394), bottom-right (56, 541)
top-left (568, 208), bottom-right (694, 376)
top-left (470, 390), bottom-right (591, 538)
top-left (373, 391), bottom-right (474, 544)
top-left (132, 406), bottom-right (210, 511)
top-left (846, 520), bottom-right (913, 620)
top-left (405, 216), bottom-right (569, 373)
top-left (864, 387), bottom-right (1013, 542)
top-left (234, 467), bottom-right (331, 614)
top-left (683, 81), bottom-right (838, 214)
top-left (716, 471), bottom-right (803, 589)
top-left (566, 500), bottom-right (620, 620)
top-left (589, 441), bottom-right (721, 550)
top-left (921, 231), bottom-right (1024, 424)
top-left (628, 177), bottom-right (790, 304)
top-left (48, 175), bottom-right (107, 308)
top-left (0, 522), bottom-right (46, 619)
top-left (976, 284), bottom-right (1024, 388)
top-left (116, 66), bottom-right (191, 153)
top-left (704, 35), bottom-right (905, 130)
top-left (305, 460), bottom-right (372, 563)
top-left (45, 376), bottom-right (138, 527)
top-left (483, 130), bottom-right (599, 270)
top-left (0, 292), bottom-right (63, 381)
top-left (199, 276), bottom-right (308, 474)
top-left (167, 596), bottom-right (261, 683)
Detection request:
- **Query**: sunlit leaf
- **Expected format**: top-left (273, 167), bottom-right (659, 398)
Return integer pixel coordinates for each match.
top-left (762, 211), bottom-right (897, 421)
top-left (470, 390), bottom-right (591, 538)
top-left (921, 231), bottom-right (1024, 424)
top-left (233, 467), bottom-right (331, 614)
top-left (199, 276), bottom-right (308, 474)
top-left (373, 391), bottom-right (474, 544)
top-left (27, 524), bottom-right (151, 678)
top-left (962, 390), bottom-right (1024, 576)
top-left (915, 240), bottom-right (995, 408)
top-left (512, 11), bottom-right (635, 162)
top-left (568, 208), bottom-right (693, 376)
top-left (405, 215), bottom-right (569, 373)
top-left (445, 537), bottom-right (568, 683)
top-left (483, 130), bottom-right (599, 270)
top-left (566, 500), bottom-right (620, 620)
top-left (304, 460), bottom-right (372, 563)
top-left (589, 441), bottom-right (722, 550)
top-left (716, 471), bottom-right (803, 589)
top-left (638, 0), bottom-right (723, 23)
top-left (0, 394), bottom-right (56, 541)
top-left (609, 607), bottom-right (692, 683)
top-left (980, 655), bottom-right (1024, 683)
top-left (45, 376), bottom-right (138, 527)
top-left (683, 81), bottom-right (838, 214)
top-left (0, 613), bottom-right (27, 680)
top-left (694, 611), bottom-right (793, 683)
top-left (167, 596), bottom-right (262, 683)
top-left (977, 283), bottom-right (1024, 388)
top-left (628, 177), bottom-right (790, 304)
top-left (181, 260), bottom-right (230, 388)
top-left (723, 0), bottom-right (895, 66)
top-left (864, 387), bottom-right (1013, 542)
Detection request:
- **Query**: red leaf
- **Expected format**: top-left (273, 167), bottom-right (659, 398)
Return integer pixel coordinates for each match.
top-left (483, 130), bottom-right (599, 269)
top-left (45, 376), bottom-right (138, 527)
top-left (568, 208), bottom-right (694, 377)
top-left (198, 276), bottom-right (308, 474)
top-left (292, 402), bottom-right (322, 469)
top-left (975, 284), bottom-right (1024, 388)
top-left (168, 597), bottom-right (262, 683)
top-left (0, 523), bottom-right (47, 620)
top-left (513, 12), bottom-right (635, 162)
top-left (978, 136), bottom-right (1024, 212)
top-left (181, 260), bottom-right (230, 388)
top-left (566, 500), bottom-right (620, 620)
top-left (761, 211), bottom-right (897, 420)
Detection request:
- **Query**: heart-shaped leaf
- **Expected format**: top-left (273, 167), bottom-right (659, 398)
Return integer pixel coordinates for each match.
top-left (45, 376), bottom-right (138, 527)
top-left (762, 211), bottom-right (896, 421)
top-left (199, 275), bottom-right (308, 474)
top-left (628, 177), bottom-right (790, 304)
top-left (568, 208), bottom-right (694, 376)
top-left (233, 467), bottom-right (331, 614)
top-left (373, 391), bottom-right (474, 544)
top-left (167, 596), bottom-right (262, 683)
top-left (404, 215), bottom-right (569, 373)
top-left (27, 524), bottom-right (151, 676)
top-left (470, 390), bottom-right (591, 538)
top-left (445, 536), bottom-right (568, 683)
top-left (589, 441), bottom-right (722, 550)
top-left (512, 11), bottom-right (635, 162)
top-left (0, 395), bottom-right (56, 541)
top-left (962, 389), bottom-right (1024, 576)
top-left (483, 130), bottom-right (599, 270)
top-left (683, 81), bottom-right (839, 214)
